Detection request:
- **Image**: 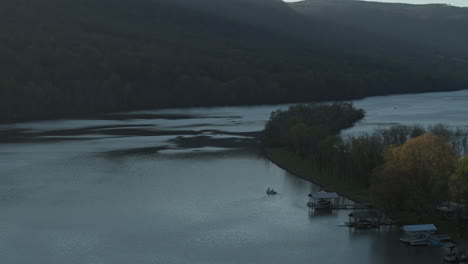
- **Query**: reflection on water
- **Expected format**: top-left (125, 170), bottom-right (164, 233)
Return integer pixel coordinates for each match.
top-left (2, 90), bottom-right (468, 263)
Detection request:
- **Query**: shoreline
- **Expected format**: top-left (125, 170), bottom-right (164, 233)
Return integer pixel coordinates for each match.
top-left (3, 88), bottom-right (467, 125)
top-left (263, 148), bottom-right (370, 205)
top-left (264, 147), bottom-right (468, 244)
top-left (264, 149), bottom-right (368, 205)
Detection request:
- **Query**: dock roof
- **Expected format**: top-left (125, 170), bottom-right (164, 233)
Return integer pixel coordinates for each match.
top-left (401, 224), bottom-right (437, 232)
top-left (311, 192), bottom-right (339, 199)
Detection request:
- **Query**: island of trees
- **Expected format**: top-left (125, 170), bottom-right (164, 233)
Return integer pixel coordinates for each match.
top-left (263, 103), bottom-right (468, 240)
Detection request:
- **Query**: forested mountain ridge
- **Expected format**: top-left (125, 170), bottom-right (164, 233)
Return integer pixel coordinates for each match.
top-left (163, 0), bottom-right (300, 26)
top-left (291, 0), bottom-right (468, 58)
top-left (1, 0), bottom-right (468, 122)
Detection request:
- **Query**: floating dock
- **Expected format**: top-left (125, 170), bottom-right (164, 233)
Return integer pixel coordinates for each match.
top-left (400, 224), bottom-right (452, 246)
top-left (307, 203), bottom-right (373, 209)
top-left (307, 191), bottom-right (373, 210)
top-left (344, 220), bottom-right (400, 227)
top-left (331, 204), bottom-right (373, 209)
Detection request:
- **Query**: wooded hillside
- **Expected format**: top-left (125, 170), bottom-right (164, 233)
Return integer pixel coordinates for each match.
top-left (1, 0), bottom-right (468, 122)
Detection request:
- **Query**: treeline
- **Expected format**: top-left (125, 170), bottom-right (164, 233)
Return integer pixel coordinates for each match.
top-left (2, 0), bottom-right (468, 122)
top-left (338, 124), bottom-right (468, 189)
top-left (262, 105), bottom-right (468, 219)
top-left (370, 133), bottom-right (459, 217)
top-left (351, 125), bottom-right (468, 218)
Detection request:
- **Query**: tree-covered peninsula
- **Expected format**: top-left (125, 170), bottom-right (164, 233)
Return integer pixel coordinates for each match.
top-left (263, 104), bottom-right (468, 240)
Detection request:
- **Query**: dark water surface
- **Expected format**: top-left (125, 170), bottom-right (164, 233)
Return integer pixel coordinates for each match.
top-left (2, 90), bottom-right (468, 263)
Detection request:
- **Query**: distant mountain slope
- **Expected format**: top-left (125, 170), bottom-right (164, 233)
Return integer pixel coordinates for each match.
top-left (164, 0), bottom-right (299, 25)
top-left (291, 0), bottom-right (468, 57)
top-left (0, 0), bottom-right (468, 122)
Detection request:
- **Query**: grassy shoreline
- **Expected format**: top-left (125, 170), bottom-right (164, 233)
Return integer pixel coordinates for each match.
top-left (265, 147), bottom-right (468, 243)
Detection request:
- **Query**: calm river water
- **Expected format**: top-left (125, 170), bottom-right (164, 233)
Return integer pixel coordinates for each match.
top-left (2, 90), bottom-right (468, 263)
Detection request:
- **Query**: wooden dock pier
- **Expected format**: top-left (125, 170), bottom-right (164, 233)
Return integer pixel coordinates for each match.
top-left (307, 202), bottom-right (373, 210)
top-left (331, 204), bottom-right (373, 210)
top-left (344, 220), bottom-right (401, 227)
top-left (307, 191), bottom-right (373, 210)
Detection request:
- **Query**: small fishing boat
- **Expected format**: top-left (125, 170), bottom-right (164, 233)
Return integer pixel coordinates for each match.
top-left (314, 199), bottom-right (332, 209)
top-left (354, 219), bottom-right (374, 229)
top-left (307, 191), bottom-right (338, 209)
top-left (347, 211), bottom-right (381, 229)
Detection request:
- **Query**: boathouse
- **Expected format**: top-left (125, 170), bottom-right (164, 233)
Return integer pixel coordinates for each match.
top-left (348, 211), bottom-right (380, 228)
top-left (400, 224), bottom-right (437, 246)
top-left (307, 191), bottom-right (339, 209)
top-left (436, 201), bottom-right (465, 218)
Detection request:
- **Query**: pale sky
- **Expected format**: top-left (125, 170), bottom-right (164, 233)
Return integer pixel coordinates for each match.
top-left (283, 0), bottom-right (468, 7)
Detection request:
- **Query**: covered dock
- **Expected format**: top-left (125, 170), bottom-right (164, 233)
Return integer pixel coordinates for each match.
top-left (347, 211), bottom-right (380, 229)
top-left (436, 201), bottom-right (465, 219)
top-left (307, 191), bottom-right (339, 209)
top-left (400, 224), bottom-right (450, 246)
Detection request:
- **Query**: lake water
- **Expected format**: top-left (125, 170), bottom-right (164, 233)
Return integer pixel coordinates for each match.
top-left (2, 90), bottom-right (468, 263)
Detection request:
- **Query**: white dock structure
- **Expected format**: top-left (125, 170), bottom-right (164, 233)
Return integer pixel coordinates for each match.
top-left (400, 224), bottom-right (451, 246)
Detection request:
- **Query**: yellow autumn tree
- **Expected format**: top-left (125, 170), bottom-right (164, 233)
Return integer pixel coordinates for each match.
top-left (371, 133), bottom-right (458, 216)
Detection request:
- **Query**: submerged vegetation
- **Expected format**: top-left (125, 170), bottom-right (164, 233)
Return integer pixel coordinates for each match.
top-left (263, 104), bottom-right (468, 237)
